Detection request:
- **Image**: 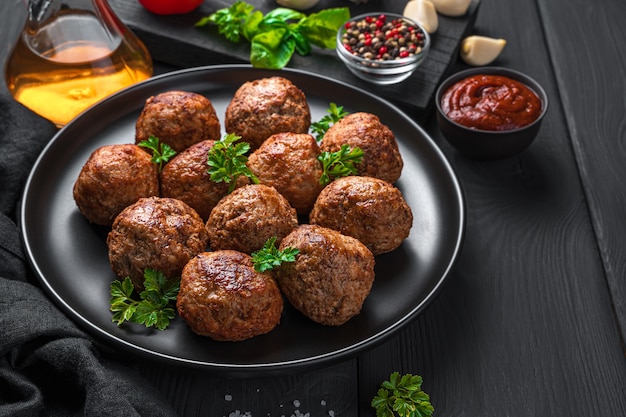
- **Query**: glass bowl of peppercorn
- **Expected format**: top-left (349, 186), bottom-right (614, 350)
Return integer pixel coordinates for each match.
top-left (336, 12), bottom-right (430, 85)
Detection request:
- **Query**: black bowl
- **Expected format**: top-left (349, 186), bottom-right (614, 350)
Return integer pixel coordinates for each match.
top-left (435, 66), bottom-right (548, 159)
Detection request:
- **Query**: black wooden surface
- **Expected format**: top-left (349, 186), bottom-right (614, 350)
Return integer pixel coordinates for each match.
top-left (108, 0), bottom-right (480, 121)
top-left (3, 0), bottom-right (626, 416)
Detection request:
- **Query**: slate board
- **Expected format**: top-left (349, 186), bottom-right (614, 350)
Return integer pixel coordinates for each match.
top-left (109, 0), bottom-right (480, 121)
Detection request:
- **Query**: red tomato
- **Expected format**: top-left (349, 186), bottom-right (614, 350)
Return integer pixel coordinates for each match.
top-left (138, 0), bottom-right (204, 15)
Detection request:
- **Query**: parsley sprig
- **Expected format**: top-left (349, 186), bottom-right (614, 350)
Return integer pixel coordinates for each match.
top-left (197, 1), bottom-right (255, 42)
top-left (196, 1), bottom-right (350, 69)
top-left (371, 372), bottom-right (434, 417)
top-left (318, 143), bottom-right (364, 185)
top-left (207, 133), bottom-right (259, 193)
top-left (138, 135), bottom-right (176, 172)
top-left (251, 237), bottom-right (299, 272)
top-left (110, 269), bottom-right (179, 331)
top-left (310, 102), bottom-right (349, 142)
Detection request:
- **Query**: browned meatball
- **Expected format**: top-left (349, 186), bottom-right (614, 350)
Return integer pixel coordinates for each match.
top-left (225, 77), bottom-right (311, 150)
top-left (206, 184), bottom-right (298, 254)
top-left (274, 224), bottom-right (375, 326)
top-left (309, 176), bottom-right (412, 255)
top-left (73, 144), bottom-right (159, 226)
top-left (160, 139), bottom-right (249, 221)
top-left (107, 197), bottom-right (209, 289)
top-left (135, 90), bottom-right (221, 153)
top-left (320, 112), bottom-right (403, 183)
top-left (247, 132), bottom-right (324, 216)
top-left (176, 250), bottom-right (283, 341)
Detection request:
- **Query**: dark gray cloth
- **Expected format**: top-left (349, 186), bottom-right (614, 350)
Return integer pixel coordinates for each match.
top-left (0, 94), bottom-right (177, 417)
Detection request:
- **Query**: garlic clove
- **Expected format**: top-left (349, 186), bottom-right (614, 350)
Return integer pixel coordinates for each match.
top-left (275, 0), bottom-right (320, 10)
top-left (460, 35), bottom-right (506, 66)
top-left (430, 0), bottom-right (472, 17)
top-left (403, 0), bottom-right (438, 34)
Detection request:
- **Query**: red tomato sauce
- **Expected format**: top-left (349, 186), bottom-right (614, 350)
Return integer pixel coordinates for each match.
top-left (441, 74), bottom-right (542, 131)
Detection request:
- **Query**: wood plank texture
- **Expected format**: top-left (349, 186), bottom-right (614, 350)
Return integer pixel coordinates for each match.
top-left (139, 358), bottom-right (359, 416)
top-left (538, 0), bottom-right (626, 342)
top-left (108, 0), bottom-right (480, 120)
top-left (357, 0), bottom-right (626, 415)
top-left (3, 0), bottom-right (626, 416)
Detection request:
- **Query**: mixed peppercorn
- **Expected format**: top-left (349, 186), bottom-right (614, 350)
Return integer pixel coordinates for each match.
top-left (341, 14), bottom-right (426, 61)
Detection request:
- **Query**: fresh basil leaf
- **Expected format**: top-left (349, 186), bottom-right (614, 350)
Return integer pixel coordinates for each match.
top-left (250, 28), bottom-right (295, 69)
top-left (291, 30), bottom-right (312, 56)
top-left (299, 8), bottom-right (351, 49)
top-left (197, 2), bottom-right (350, 69)
top-left (264, 7), bottom-right (305, 22)
top-left (242, 9), bottom-right (264, 41)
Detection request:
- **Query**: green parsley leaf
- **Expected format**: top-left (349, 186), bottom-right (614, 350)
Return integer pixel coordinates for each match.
top-left (207, 133), bottom-right (259, 193)
top-left (371, 372), bottom-right (434, 417)
top-left (318, 143), bottom-right (364, 185)
top-left (110, 269), bottom-right (180, 331)
top-left (195, 1), bottom-right (256, 42)
top-left (310, 102), bottom-right (349, 142)
top-left (251, 237), bottom-right (300, 273)
top-left (137, 135), bottom-right (176, 172)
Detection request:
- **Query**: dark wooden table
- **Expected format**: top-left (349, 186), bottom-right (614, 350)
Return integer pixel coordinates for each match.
top-left (3, 0), bottom-right (626, 416)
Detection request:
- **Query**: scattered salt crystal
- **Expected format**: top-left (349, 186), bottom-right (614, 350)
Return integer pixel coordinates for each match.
top-left (320, 400), bottom-right (326, 406)
top-left (328, 410), bottom-right (335, 417)
top-left (226, 410), bottom-right (252, 417)
top-left (224, 394), bottom-right (232, 401)
top-left (290, 411), bottom-right (311, 417)
top-left (293, 400), bottom-right (301, 407)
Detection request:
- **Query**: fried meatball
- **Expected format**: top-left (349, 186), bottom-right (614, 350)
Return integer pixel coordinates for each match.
top-left (107, 197), bottom-right (209, 289)
top-left (320, 112), bottom-right (403, 183)
top-left (247, 132), bottom-right (324, 216)
top-left (135, 90), bottom-right (221, 153)
top-left (73, 144), bottom-right (159, 226)
top-left (274, 224), bottom-right (375, 326)
top-left (225, 77), bottom-right (311, 150)
top-left (176, 250), bottom-right (283, 341)
top-left (206, 184), bottom-right (298, 254)
top-left (160, 139), bottom-right (249, 221)
top-left (309, 176), bottom-right (412, 255)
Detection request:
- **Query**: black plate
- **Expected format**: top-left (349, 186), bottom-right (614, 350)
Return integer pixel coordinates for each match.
top-left (20, 65), bottom-right (464, 374)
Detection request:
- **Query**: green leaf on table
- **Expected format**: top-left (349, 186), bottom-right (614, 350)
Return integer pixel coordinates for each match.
top-left (299, 8), bottom-right (351, 49)
top-left (195, 1), bottom-right (350, 69)
top-left (371, 372), bottom-right (434, 417)
top-left (250, 28), bottom-right (296, 69)
top-left (195, 0), bottom-right (255, 42)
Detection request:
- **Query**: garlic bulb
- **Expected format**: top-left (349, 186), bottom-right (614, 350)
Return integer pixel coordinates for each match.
top-left (430, 0), bottom-right (472, 17)
top-left (276, 0), bottom-right (320, 10)
top-left (460, 35), bottom-right (507, 66)
top-left (403, 0), bottom-right (438, 34)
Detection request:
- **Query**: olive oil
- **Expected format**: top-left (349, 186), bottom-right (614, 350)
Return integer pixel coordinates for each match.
top-left (5, 11), bottom-right (152, 127)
